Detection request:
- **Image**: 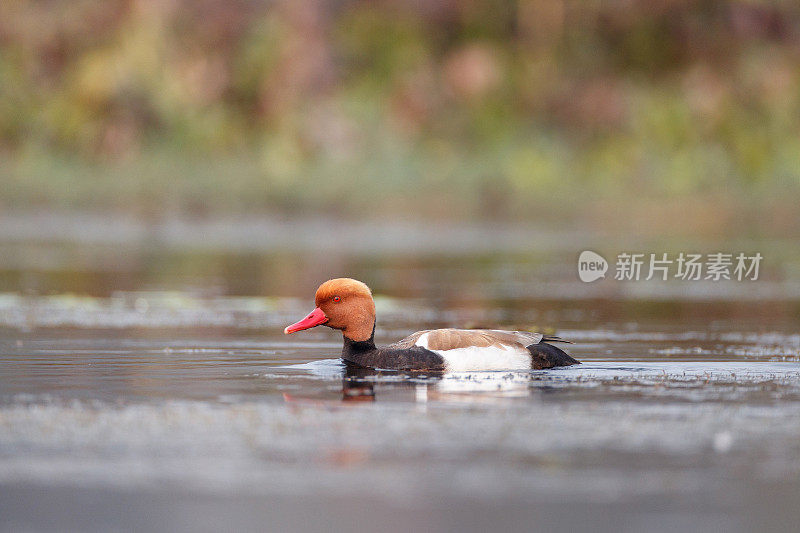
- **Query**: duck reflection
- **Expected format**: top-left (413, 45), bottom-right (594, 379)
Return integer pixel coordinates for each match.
top-left (340, 362), bottom-right (381, 402)
top-left (341, 362), bottom-right (534, 403)
top-left (341, 379), bottom-right (375, 403)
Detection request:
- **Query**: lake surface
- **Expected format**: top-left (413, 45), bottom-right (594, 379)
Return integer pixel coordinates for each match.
top-left (1, 213), bottom-right (799, 532)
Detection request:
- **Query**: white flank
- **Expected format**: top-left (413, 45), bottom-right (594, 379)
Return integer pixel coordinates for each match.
top-left (415, 332), bottom-right (531, 371)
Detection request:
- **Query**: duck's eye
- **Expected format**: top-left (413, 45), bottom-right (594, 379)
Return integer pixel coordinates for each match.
top-left (333, 296), bottom-right (340, 302)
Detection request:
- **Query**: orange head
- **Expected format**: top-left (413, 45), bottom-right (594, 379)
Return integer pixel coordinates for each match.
top-left (284, 278), bottom-right (376, 342)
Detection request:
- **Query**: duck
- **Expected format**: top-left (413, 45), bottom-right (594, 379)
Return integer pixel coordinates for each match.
top-left (284, 278), bottom-right (579, 372)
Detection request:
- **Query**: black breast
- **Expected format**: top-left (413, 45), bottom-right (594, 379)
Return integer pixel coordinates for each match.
top-left (342, 336), bottom-right (445, 371)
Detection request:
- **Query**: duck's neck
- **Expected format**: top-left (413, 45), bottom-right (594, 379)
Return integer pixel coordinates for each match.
top-left (341, 311), bottom-right (375, 343)
top-left (342, 326), bottom-right (377, 365)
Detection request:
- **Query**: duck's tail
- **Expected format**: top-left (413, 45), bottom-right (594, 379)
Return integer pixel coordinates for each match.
top-left (528, 340), bottom-right (580, 369)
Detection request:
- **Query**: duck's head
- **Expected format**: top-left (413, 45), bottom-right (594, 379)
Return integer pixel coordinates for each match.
top-left (284, 278), bottom-right (376, 342)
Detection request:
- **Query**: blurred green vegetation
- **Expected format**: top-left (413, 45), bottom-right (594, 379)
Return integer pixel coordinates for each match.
top-left (1, 0), bottom-right (800, 223)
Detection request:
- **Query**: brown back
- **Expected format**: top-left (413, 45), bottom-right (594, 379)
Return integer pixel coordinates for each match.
top-left (389, 328), bottom-right (543, 351)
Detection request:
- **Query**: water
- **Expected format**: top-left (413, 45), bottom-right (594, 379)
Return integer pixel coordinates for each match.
top-left (1, 215), bottom-right (800, 532)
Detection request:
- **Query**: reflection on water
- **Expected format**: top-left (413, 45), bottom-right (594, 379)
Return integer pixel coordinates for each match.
top-left (338, 366), bottom-right (535, 403)
top-left (305, 359), bottom-right (800, 405)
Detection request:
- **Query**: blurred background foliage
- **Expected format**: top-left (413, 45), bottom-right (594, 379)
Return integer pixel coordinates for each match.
top-left (1, 0), bottom-right (800, 229)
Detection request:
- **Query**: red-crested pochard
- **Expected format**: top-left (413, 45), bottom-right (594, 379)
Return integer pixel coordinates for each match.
top-left (284, 278), bottom-right (579, 371)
